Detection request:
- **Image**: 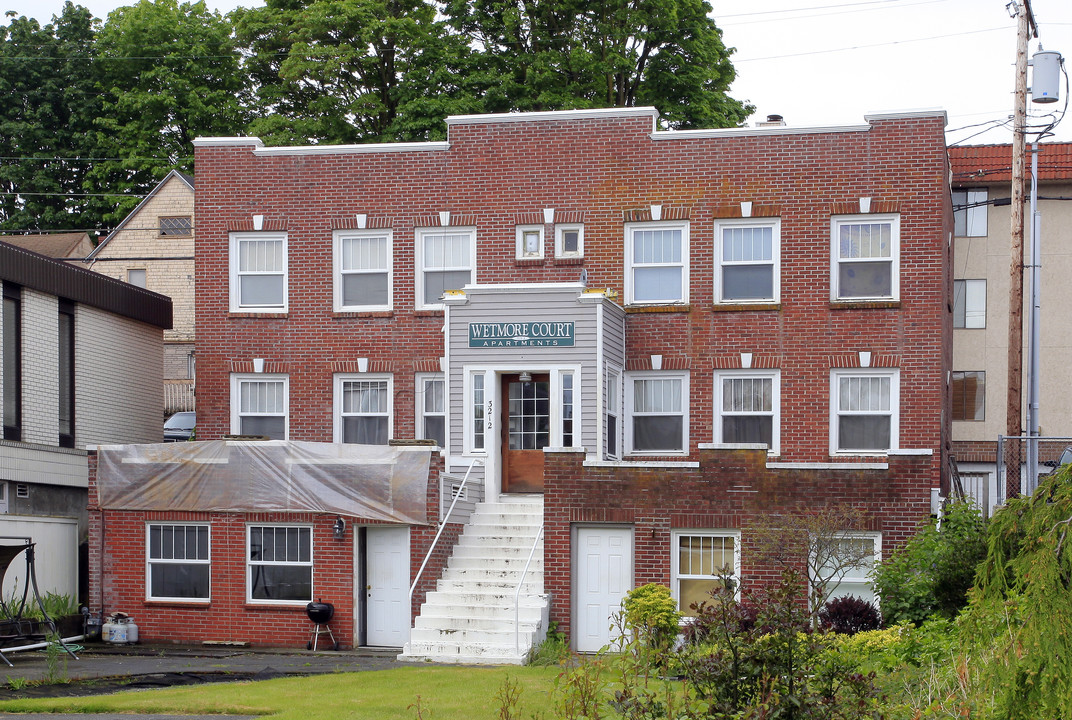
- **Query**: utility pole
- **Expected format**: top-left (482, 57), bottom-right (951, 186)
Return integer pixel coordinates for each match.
top-left (1005, 0), bottom-right (1036, 502)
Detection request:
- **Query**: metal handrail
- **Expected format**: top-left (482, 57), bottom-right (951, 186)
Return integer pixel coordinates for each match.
top-left (408, 458), bottom-right (483, 605)
top-left (514, 525), bottom-right (544, 657)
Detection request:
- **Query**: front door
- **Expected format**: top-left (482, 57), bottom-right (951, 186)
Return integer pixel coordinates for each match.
top-left (501, 373), bottom-right (550, 493)
top-left (574, 526), bottom-right (633, 652)
top-left (365, 526), bottom-right (410, 647)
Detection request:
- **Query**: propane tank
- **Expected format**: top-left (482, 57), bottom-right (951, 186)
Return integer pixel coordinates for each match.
top-left (125, 617), bottom-right (139, 644)
top-left (101, 619), bottom-right (115, 643)
top-left (109, 619), bottom-right (128, 644)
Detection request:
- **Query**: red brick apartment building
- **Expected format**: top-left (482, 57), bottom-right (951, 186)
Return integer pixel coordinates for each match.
top-left (88, 107), bottom-right (951, 661)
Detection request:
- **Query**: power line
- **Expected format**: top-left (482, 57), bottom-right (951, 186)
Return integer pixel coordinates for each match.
top-left (735, 26), bottom-right (1008, 63)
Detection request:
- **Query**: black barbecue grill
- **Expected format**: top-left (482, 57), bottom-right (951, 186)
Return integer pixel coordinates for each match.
top-left (305, 600), bottom-right (338, 651)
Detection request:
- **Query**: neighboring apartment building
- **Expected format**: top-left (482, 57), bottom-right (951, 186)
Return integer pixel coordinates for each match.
top-left (85, 170), bottom-right (196, 415)
top-left (949, 142), bottom-right (1072, 515)
top-left (1, 241), bottom-right (171, 602)
top-left (88, 107), bottom-right (951, 659)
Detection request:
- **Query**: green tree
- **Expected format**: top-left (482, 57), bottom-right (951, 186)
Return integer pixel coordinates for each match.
top-left (872, 499), bottom-right (986, 626)
top-left (234, 0), bottom-right (476, 145)
top-left (443, 0), bottom-right (753, 129)
top-left (958, 471), bottom-right (1072, 719)
top-left (90, 0), bottom-right (251, 222)
top-left (0, 3), bottom-right (103, 231)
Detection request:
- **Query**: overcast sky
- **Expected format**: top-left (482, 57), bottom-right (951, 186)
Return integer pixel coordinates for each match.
top-left (8, 0), bottom-right (1072, 144)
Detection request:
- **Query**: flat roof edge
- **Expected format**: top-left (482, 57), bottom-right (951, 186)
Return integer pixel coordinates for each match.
top-left (192, 137), bottom-right (265, 148)
top-left (446, 106), bottom-right (660, 126)
top-left (254, 141), bottom-right (450, 156)
top-left (652, 124), bottom-right (871, 140)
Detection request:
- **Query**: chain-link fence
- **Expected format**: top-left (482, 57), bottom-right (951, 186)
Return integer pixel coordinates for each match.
top-left (993, 436), bottom-right (1072, 506)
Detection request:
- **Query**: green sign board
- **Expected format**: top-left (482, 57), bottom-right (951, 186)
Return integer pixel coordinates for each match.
top-left (468, 321), bottom-right (575, 348)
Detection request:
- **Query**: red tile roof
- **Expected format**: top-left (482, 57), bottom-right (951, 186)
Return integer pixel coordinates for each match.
top-left (950, 142), bottom-right (1072, 184)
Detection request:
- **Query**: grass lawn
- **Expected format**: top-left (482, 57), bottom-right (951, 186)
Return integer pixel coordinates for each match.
top-left (0, 665), bottom-right (562, 719)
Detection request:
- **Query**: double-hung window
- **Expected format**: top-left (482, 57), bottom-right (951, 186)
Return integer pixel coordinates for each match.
top-left (605, 368), bottom-right (622, 459)
top-left (147, 524), bottom-right (210, 601)
top-left (627, 372), bottom-right (688, 454)
top-left (714, 370), bottom-right (779, 453)
top-left (952, 371), bottom-right (985, 421)
top-left (230, 232), bottom-right (287, 312)
top-left (417, 228), bottom-right (475, 308)
top-left (335, 230), bottom-right (391, 311)
top-left (335, 375), bottom-right (391, 444)
top-left (248, 525), bottom-right (311, 604)
top-left (815, 533), bottom-right (880, 606)
top-left (2, 284), bottom-right (21, 441)
top-left (417, 374), bottom-right (445, 448)
top-left (832, 215), bottom-right (899, 301)
top-left (232, 374), bottom-right (288, 439)
top-left (953, 279), bottom-right (986, 329)
top-left (831, 369), bottom-right (899, 453)
top-left (672, 531), bottom-right (740, 616)
top-left (952, 189), bottom-right (987, 237)
top-left (626, 222), bottom-right (688, 305)
top-left (715, 219), bottom-right (779, 303)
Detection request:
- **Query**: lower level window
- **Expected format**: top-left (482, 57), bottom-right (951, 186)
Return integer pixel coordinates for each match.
top-left (831, 369), bottom-right (898, 453)
top-left (816, 533), bottom-right (880, 607)
top-left (672, 531), bottom-right (739, 616)
top-left (147, 524), bottom-right (210, 601)
top-left (628, 373), bottom-right (688, 453)
top-left (248, 525), bottom-right (312, 603)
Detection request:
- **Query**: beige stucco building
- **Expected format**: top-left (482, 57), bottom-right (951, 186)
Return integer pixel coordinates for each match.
top-left (950, 142), bottom-right (1072, 514)
top-left (85, 171), bottom-right (195, 414)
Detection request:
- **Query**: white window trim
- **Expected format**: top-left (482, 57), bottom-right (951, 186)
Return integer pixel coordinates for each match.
top-left (713, 369), bottom-right (780, 455)
top-left (464, 369), bottom-right (490, 455)
top-left (555, 224), bottom-right (584, 259)
top-left (624, 221), bottom-right (690, 306)
top-left (230, 374), bottom-right (289, 440)
top-left (830, 214), bottom-right (900, 302)
top-left (246, 523), bottom-right (313, 606)
top-left (605, 365), bottom-right (623, 460)
top-left (829, 368), bottom-right (899, 456)
top-left (515, 225), bottom-right (545, 260)
top-left (812, 531), bottom-right (881, 606)
top-left (415, 372), bottom-right (445, 450)
top-left (333, 228), bottom-right (393, 312)
top-left (333, 373), bottom-right (393, 444)
top-left (671, 529), bottom-right (742, 613)
top-left (713, 218), bottom-right (781, 304)
top-left (229, 232), bottom-right (288, 313)
top-left (625, 370), bottom-right (690, 456)
top-left (145, 523), bottom-right (210, 603)
top-left (415, 226), bottom-right (476, 309)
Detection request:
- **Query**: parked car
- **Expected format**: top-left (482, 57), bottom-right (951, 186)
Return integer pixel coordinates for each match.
top-left (163, 411), bottom-right (196, 442)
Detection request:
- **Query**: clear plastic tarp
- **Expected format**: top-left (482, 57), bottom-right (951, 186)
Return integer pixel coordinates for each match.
top-left (96, 441), bottom-right (431, 525)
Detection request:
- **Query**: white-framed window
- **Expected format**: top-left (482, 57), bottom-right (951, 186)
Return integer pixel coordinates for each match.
top-left (0, 482), bottom-right (9, 514)
top-left (830, 369), bottom-right (899, 454)
top-left (516, 225), bottom-right (544, 260)
top-left (146, 523), bottom-right (210, 602)
top-left (952, 188), bottom-right (987, 237)
top-left (952, 371), bottom-right (985, 422)
top-left (247, 524), bottom-right (312, 604)
top-left (605, 367), bottom-right (622, 459)
top-left (160, 216), bottom-right (192, 236)
top-left (555, 224), bottom-right (584, 258)
top-left (626, 371), bottom-right (689, 454)
top-left (231, 374), bottom-right (288, 439)
top-left (625, 222), bottom-right (689, 305)
top-left (714, 370), bottom-right (780, 454)
top-left (334, 229), bottom-right (391, 311)
top-left (416, 227), bottom-right (475, 308)
top-left (335, 374), bottom-right (392, 444)
top-left (715, 219), bottom-right (780, 303)
top-left (816, 532), bottom-right (880, 607)
top-left (230, 232), bottom-right (287, 312)
top-left (672, 530), bottom-right (740, 617)
top-left (127, 268), bottom-right (147, 288)
top-left (831, 215), bottom-right (899, 301)
top-left (953, 279), bottom-right (986, 329)
top-left (417, 373), bottom-right (445, 448)
top-left (467, 371), bottom-right (487, 453)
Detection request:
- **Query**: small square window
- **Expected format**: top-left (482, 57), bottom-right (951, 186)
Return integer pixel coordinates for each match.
top-left (160, 216), bottom-right (192, 236)
top-left (127, 269), bottom-right (147, 288)
top-left (555, 224), bottom-right (584, 258)
top-left (516, 226), bottom-right (544, 260)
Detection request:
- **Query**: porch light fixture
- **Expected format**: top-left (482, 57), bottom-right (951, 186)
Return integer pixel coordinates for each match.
top-left (333, 516), bottom-right (346, 541)
top-left (519, 371), bottom-right (533, 383)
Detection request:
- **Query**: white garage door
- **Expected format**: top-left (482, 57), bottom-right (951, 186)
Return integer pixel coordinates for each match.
top-left (0, 516), bottom-right (79, 601)
top-left (574, 526), bottom-right (633, 652)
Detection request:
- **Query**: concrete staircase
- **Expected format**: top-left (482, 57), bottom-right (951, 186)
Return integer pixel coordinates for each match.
top-left (399, 496), bottom-right (549, 664)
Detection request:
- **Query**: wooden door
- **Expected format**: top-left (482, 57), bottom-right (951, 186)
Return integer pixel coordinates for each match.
top-left (500, 373), bottom-right (550, 493)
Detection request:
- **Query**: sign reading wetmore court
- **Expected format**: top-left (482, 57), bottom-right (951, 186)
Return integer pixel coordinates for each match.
top-left (468, 321), bottom-right (575, 348)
